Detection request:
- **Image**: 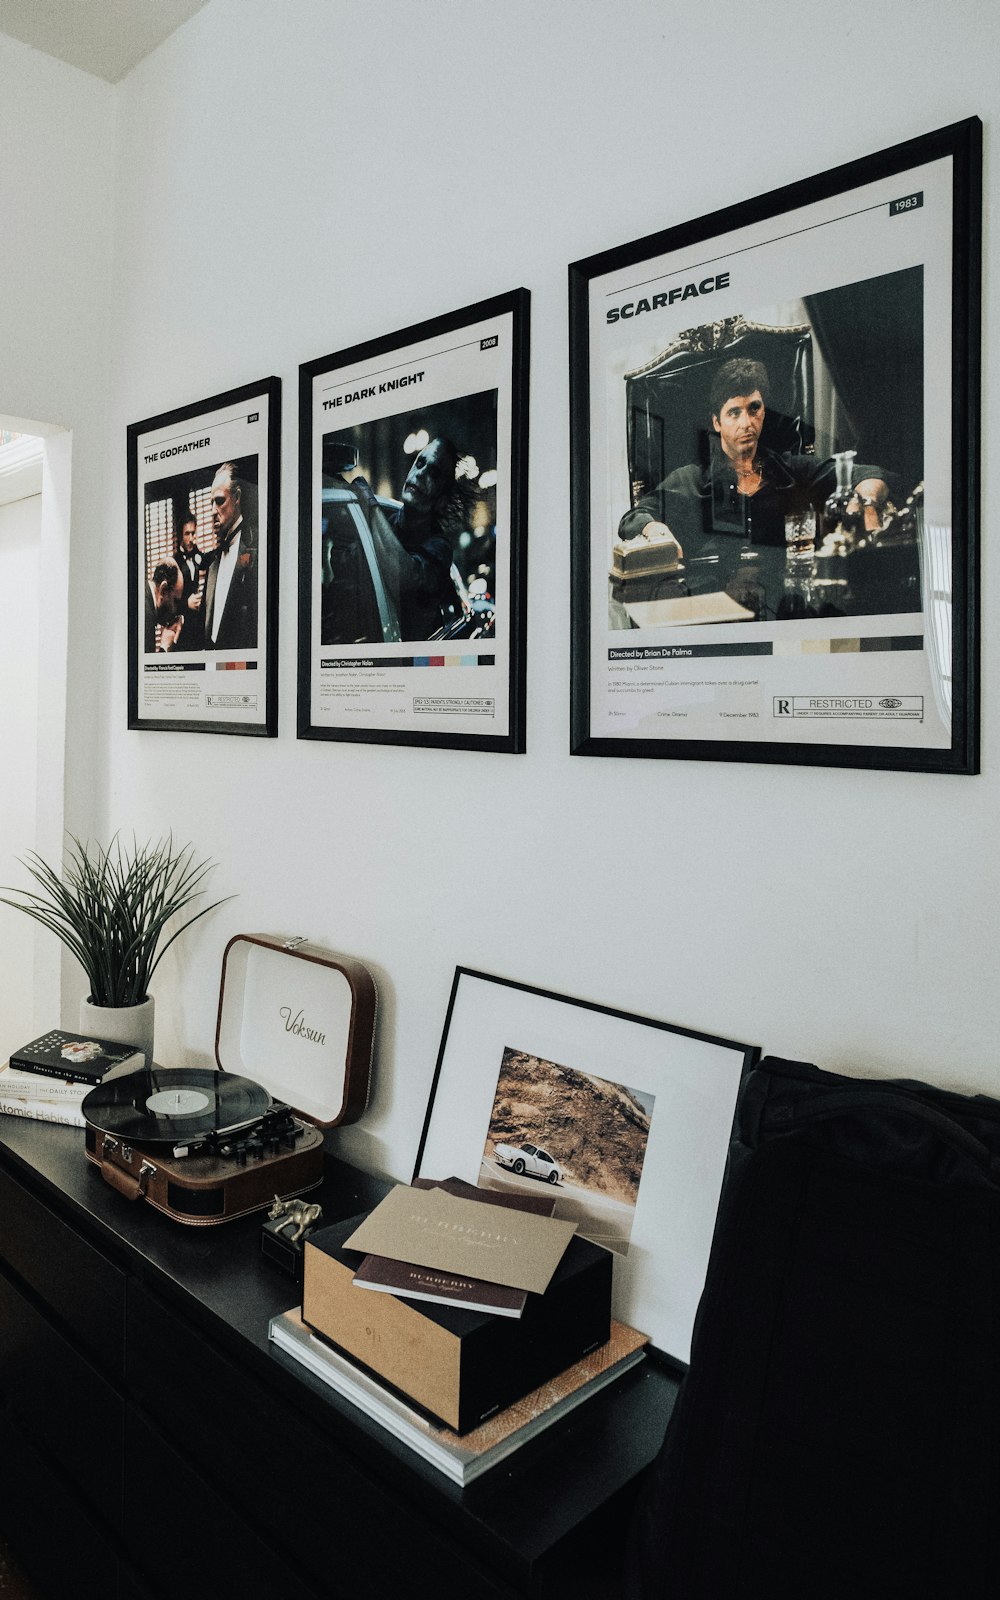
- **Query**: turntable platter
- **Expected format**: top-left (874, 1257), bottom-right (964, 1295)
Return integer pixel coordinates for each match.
top-left (82, 1067), bottom-right (272, 1146)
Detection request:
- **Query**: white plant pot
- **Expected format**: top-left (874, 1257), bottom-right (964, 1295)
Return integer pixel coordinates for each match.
top-left (80, 995), bottom-right (155, 1068)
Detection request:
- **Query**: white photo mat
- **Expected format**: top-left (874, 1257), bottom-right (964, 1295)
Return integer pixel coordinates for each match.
top-left (414, 968), bottom-right (755, 1364)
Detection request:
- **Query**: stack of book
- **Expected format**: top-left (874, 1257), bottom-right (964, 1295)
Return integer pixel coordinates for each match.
top-left (269, 1306), bottom-right (647, 1485)
top-left (0, 1029), bottom-right (144, 1127)
top-left (268, 1176), bottom-right (648, 1483)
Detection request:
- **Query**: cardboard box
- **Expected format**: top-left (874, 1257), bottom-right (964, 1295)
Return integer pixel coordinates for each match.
top-left (302, 1213), bottom-right (612, 1433)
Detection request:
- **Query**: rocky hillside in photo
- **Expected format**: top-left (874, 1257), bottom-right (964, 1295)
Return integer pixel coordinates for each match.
top-left (486, 1048), bottom-right (652, 1204)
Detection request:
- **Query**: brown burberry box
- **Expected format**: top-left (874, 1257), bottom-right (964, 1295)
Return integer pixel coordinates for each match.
top-left (302, 1211), bottom-right (612, 1433)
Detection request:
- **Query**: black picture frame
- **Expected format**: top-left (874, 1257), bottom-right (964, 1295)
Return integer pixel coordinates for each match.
top-left (570, 119), bottom-right (981, 774)
top-left (127, 376), bottom-right (281, 737)
top-left (413, 965), bottom-right (756, 1362)
top-left (298, 290), bottom-right (529, 752)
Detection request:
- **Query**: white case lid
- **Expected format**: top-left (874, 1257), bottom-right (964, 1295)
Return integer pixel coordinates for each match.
top-left (216, 935), bottom-right (374, 1126)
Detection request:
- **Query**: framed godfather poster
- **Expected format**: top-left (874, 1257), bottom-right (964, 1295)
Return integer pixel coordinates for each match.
top-left (298, 290), bottom-right (529, 752)
top-left (570, 119), bottom-right (981, 774)
top-left (128, 377), bottom-right (280, 736)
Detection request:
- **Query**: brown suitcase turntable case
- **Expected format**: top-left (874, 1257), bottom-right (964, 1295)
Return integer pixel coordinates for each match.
top-left (84, 934), bottom-right (377, 1225)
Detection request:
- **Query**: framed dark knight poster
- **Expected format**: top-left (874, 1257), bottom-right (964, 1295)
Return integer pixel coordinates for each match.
top-left (298, 291), bottom-right (530, 753)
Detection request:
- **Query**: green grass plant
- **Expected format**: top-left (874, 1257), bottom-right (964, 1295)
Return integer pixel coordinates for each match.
top-left (1, 835), bottom-right (229, 1007)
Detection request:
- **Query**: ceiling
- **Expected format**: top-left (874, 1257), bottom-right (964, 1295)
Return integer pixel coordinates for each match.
top-left (0, 0), bottom-right (210, 83)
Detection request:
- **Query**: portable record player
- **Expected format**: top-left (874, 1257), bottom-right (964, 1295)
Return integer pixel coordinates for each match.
top-left (82, 934), bottom-right (377, 1225)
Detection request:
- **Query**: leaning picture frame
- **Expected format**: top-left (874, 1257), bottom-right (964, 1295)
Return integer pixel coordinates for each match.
top-left (569, 119), bottom-right (981, 774)
top-left (297, 290), bottom-right (530, 753)
top-left (413, 967), bottom-right (756, 1364)
top-left (127, 376), bottom-right (281, 736)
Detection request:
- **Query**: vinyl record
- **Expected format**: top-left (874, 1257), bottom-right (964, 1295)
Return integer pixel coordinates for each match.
top-left (82, 1067), bottom-right (271, 1144)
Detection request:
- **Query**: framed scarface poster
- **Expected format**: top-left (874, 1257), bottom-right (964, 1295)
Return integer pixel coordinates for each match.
top-left (298, 290), bottom-right (530, 752)
top-left (570, 120), bottom-right (980, 774)
top-left (127, 376), bottom-right (280, 736)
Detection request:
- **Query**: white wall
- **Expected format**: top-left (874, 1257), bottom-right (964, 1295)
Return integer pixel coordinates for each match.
top-left (0, 492), bottom-right (40, 1054)
top-left (0, 36), bottom-right (115, 1039)
top-left (8, 0), bottom-right (1000, 1178)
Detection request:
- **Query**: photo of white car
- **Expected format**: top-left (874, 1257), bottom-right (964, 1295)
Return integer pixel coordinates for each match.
top-left (493, 1141), bottom-right (562, 1185)
top-left (482, 1046), bottom-right (656, 1256)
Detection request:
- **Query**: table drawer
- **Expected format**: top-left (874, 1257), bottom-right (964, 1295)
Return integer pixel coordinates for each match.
top-left (124, 1407), bottom-right (324, 1600)
top-left (127, 1282), bottom-right (517, 1600)
top-left (0, 1267), bottom-right (124, 1521)
top-left (119, 1571), bottom-right (161, 1600)
top-left (0, 1161), bottom-right (125, 1370)
top-left (0, 1401), bottom-right (121, 1600)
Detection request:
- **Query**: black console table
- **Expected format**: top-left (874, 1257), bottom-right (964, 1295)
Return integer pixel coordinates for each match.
top-left (0, 1119), bottom-right (677, 1600)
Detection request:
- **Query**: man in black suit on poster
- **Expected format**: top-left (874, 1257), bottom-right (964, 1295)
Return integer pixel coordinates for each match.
top-left (143, 558), bottom-right (184, 653)
top-left (173, 509), bottom-right (208, 650)
top-left (203, 462), bottom-right (258, 651)
top-left (617, 357), bottom-right (896, 621)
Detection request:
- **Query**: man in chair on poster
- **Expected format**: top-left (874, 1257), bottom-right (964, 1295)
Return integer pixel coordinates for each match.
top-left (617, 357), bottom-right (903, 621)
